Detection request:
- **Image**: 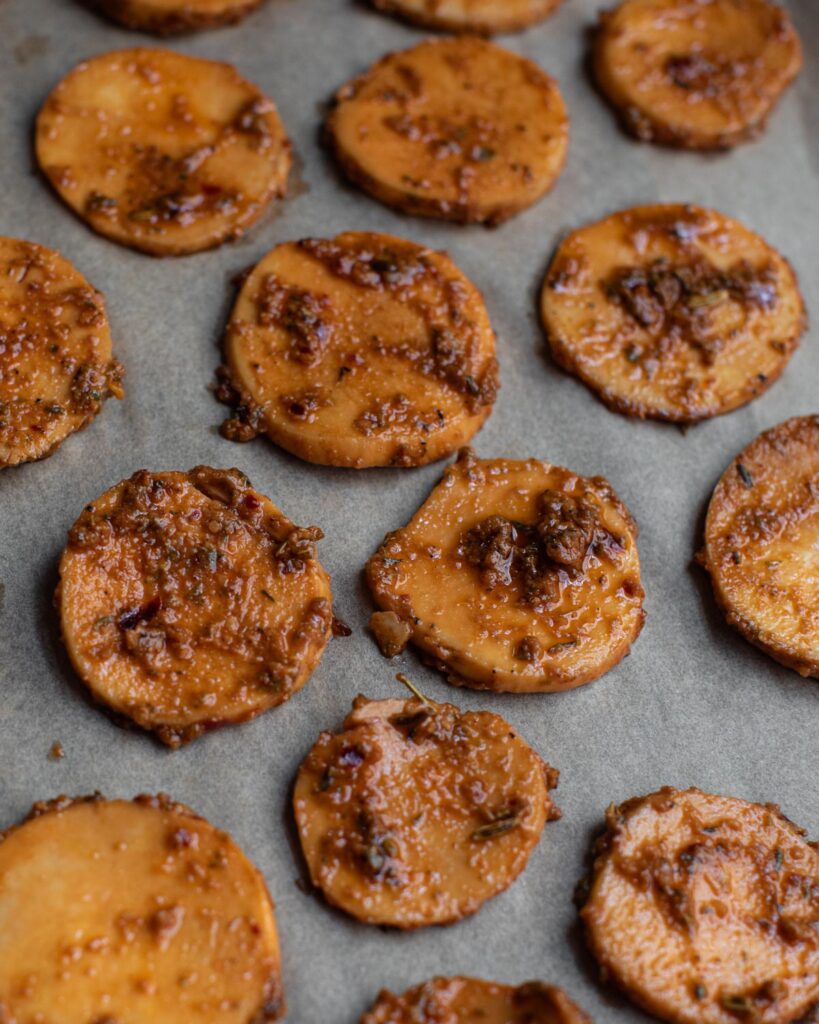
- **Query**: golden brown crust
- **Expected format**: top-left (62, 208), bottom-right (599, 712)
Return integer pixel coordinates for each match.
top-left (541, 204), bottom-right (805, 423)
top-left (36, 48), bottom-right (291, 256)
top-left (88, 0), bottom-right (265, 35)
top-left (366, 450), bottom-right (645, 692)
top-left (57, 466), bottom-right (333, 746)
top-left (325, 37), bottom-right (568, 225)
top-left (362, 976), bottom-right (591, 1023)
top-left (294, 696), bottom-right (559, 928)
top-left (702, 416), bottom-right (819, 678)
top-left (580, 787), bottom-right (819, 1024)
top-left (0, 793), bottom-right (284, 1022)
top-left (593, 0), bottom-right (802, 150)
top-left (0, 237), bottom-right (123, 469)
top-left (370, 0), bottom-right (563, 35)
top-left (218, 231), bottom-right (498, 468)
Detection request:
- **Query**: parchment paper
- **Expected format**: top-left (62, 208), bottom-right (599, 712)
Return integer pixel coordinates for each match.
top-left (0, 1), bottom-right (816, 1020)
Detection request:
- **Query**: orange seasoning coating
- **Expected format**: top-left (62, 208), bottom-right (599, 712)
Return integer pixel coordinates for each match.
top-left (366, 449), bottom-right (645, 692)
top-left (0, 793), bottom-right (285, 1022)
top-left (594, 0), bottom-right (802, 150)
top-left (362, 976), bottom-right (591, 1024)
top-left (701, 416), bottom-right (819, 678)
top-left (88, 0), bottom-right (266, 34)
top-left (36, 48), bottom-right (291, 256)
top-left (218, 231), bottom-right (499, 468)
top-left (325, 37), bottom-right (569, 225)
top-left (541, 204), bottom-right (805, 423)
top-left (57, 466), bottom-right (332, 747)
top-left (580, 787), bottom-right (819, 1024)
top-left (0, 237), bottom-right (123, 469)
top-left (294, 695), bottom-right (560, 928)
top-left (369, 0), bottom-right (564, 34)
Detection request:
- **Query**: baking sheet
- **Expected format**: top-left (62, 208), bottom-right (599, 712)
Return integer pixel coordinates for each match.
top-left (0, 0), bottom-right (817, 1019)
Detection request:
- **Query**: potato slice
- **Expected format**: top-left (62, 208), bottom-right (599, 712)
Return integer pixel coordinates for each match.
top-left (36, 48), bottom-right (291, 256)
top-left (218, 231), bottom-right (499, 468)
top-left (366, 449), bottom-right (644, 692)
top-left (362, 976), bottom-right (590, 1023)
top-left (0, 237), bottom-right (123, 469)
top-left (325, 37), bottom-right (569, 225)
top-left (594, 0), bottom-right (802, 150)
top-left (701, 416), bottom-right (819, 678)
top-left (541, 204), bottom-right (805, 423)
top-left (580, 787), bottom-right (819, 1024)
top-left (294, 695), bottom-right (559, 928)
top-left (57, 465), bottom-right (332, 746)
top-left (369, 0), bottom-right (563, 35)
top-left (89, 0), bottom-right (265, 35)
top-left (0, 793), bottom-right (284, 1022)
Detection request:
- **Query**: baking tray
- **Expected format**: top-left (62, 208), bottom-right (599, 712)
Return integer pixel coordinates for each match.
top-left (0, 0), bottom-right (816, 1020)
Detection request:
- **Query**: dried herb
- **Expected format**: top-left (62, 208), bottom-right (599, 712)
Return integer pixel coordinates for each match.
top-left (721, 995), bottom-right (752, 1014)
top-left (260, 588), bottom-right (276, 602)
top-left (737, 463), bottom-right (754, 488)
top-left (472, 815), bottom-right (519, 841)
top-left (395, 672), bottom-right (432, 706)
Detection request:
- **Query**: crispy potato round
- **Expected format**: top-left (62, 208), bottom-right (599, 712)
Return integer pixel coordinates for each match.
top-left (541, 204), bottom-right (805, 424)
top-left (0, 794), bottom-right (284, 1022)
top-left (88, 0), bottom-right (265, 35)
top-left (594, 0), bottom-right (803, 150)
top-left (366, 449), bottom-right (645, 692)
top-left (362, 976), bottom-right (591, 1024)
top-left (701, 416), bottom-right (819, 678)
top-left (294, 695), bottom-right (559, 928)
top-left (580, 787), bottom-right (819, 1024)
top-left (369, 0), bottom-right (563, 34)
top-left (0, 237), bottom-right (123, 469)
top-left (218, 231), bottom-right (499, 468)
top-left (325, 37), bottom-right (569, 225)
top-left (36, 48), bottom-right (291, 256)
top-left (57, 465), bottom-right (332, 746)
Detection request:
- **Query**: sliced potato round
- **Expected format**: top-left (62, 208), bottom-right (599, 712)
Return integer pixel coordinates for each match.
top-left (89, 0), bottom-right (265, 34)
top-left (36, 48), bottom-right (291, 256)
top-left (0, 237), bottom-right (123, 469)
top-left (0, 793), bottom-right (284, 1022)
top-left (57, 465), bottom-right (332, 746)
top-left (219, 231), bottom-right (499, 468)
top-left (541, 204), bottom-right (805, 423)
top-left (701, 416), bottom-right (819, 678)
top-left (580, 787), bottom-right (819, 1024)
top-left (362, 976), bottom-right (590, 1023)
top-left (594, 0), bottom-right (802, 149)
top-left (370, 0), bottom-right (563, 34)
top-left (366, 449), bottom-right (645, 692)
top-left (294, 695), bottom-right (559, 928)
top-left (325, 37), bottom-right (569, 225)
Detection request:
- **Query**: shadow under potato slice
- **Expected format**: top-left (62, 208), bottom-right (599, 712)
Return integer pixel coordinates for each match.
top-left (0, 237), bottom-right (123, 469)
top-left (57, 465), bottom-right (332, 747)
top-left (218, 231), bottom-right (499, 468)
top-left (0, 793), bottom-right (285, 1022)
top-left (294, 695), bottom-right (559, 928)
top-left (580, 787), bottom-right (819, 1024)
top-left (36, 47), bottom-right (291, 256)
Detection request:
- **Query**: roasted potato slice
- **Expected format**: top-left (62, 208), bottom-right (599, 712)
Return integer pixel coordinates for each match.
top-left (593, 0), bottom-right (802, 150)
top-left (366, 449), bottom-right (644, 692)
top-left (36, 48), bottom-right (291, 256)
top-left (369, 0), bottom-right (563, 35)
top-left (218, 231), bottom-right (499, 468)
top-left (0, 793), bottom-right (284, 1022)
top-left (541, 204), bottom-right (805, 423)
top-left (580, 787), bottom-right (819, 1024)
top-left (325, 37), bottom-right (569, 225)
top-left (88, 0), bottom-right (265, 35)
top-left (0, 237), bottom-right (123, 469)
top-left (362, 976), bottom-right (591, 1023)
top-left (701, 416), bottom-right (819, 678)
top-left (57, 465), bottom-right (332, 746)
top-left (294, 695), bottom-right (559, 928)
